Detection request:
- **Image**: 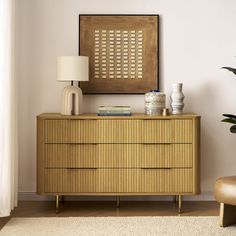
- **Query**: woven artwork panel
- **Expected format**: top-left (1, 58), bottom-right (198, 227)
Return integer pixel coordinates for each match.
top-left (94, 30), bottom-right (143, 80)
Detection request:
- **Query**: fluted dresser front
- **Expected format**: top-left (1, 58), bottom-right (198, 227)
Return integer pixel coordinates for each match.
top-left (37, 113), bottom-right (200, 212)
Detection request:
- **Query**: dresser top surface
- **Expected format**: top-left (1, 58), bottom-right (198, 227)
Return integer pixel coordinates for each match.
top-left (37, 113), bottom-right (200, 120)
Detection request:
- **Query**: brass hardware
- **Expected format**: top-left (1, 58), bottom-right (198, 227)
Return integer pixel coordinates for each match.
top-left (141, 167), bottom-right (172, 170)
top-left (69, 143), bottom-right (98, 145)
top-left (178, 195), bottom-right (182, 214)
top-left (66, 168), bottom-right (98, 170)
top-left (56, 195), bottom-right (60, 214)
top-left (162, 108), bottom-right (170, 116)
top-left (142, 143), bottom-right (171, 145)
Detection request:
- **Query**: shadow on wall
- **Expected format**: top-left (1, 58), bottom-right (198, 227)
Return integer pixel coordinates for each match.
top-left (185, 82), bottom-right (225, 192)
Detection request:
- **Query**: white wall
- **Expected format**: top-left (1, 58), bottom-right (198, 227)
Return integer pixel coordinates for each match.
top-left (16, 0), bottom-right (236, 199)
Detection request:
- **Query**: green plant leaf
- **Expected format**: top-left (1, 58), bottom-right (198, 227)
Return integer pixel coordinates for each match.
top-left (221, 118), bottom-right (236, 124)
top-left (223, 114), bottom-right (236, 119)
top-left (222, 67), bottom-right (236, 75)
top-left (230, 125), bottom-right (236, 133)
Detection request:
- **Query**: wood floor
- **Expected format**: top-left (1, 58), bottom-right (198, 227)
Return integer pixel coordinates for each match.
top-left (0, 201), bottom-right (219, 230)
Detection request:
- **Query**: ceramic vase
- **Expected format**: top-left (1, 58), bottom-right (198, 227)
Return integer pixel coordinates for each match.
top-left (170, 83), bottom-right (184, 114)
top-left (145, 90), bottom-right (166, 115)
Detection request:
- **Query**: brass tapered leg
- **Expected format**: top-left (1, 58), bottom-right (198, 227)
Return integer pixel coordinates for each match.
top-left (178, 195), bottom-right (182, 214)
top-left (56, 195), bottom-right (60, 213)
top-left (116, 196), bottom-right (120, 208)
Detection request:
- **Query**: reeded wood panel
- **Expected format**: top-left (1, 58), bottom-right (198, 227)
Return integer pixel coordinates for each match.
top-left (116, 169), bottom-right (193, 193)
top-left (44, 168), bottom-right (193, 193)
top-left (45, 120), bottom-right (69, 143)
top-left (44, 119), bottom-right (193, 144)
top-left (44, 144), bottom-right (99, 168)
top-left (45, 120), bottom-right (99, 143)
top-left (140, 168), bottom-right (193, 193)
top-left (70, 120), bottom-right (98, 143)
top-left (173, 119), bottom-right (193, 143)
top-left (98, 144), bottom-right (140, 168)
top-left (119, 169), bottom-right (141, 192)
top-left (141, 120), bottom-right (171, 143)
top-left (44, 144), bottom-right (192, 168)
top-left (98, 120), bottom-right (141, 143)
top-left (44, 169), bottom-right (119, 193)
top-left (98, 169), bottom-right (119, 192)
top-left (102, 144), bottom-right (189, 168)
top-left (140, 144), bottom-right (192, 168)
top-left (68, 169), bottom-right (99, 193)
top-left (44, 169), bottom-right (68, 193)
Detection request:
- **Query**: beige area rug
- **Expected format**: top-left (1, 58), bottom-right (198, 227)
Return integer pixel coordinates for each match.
top-left (1, 216), bottom-right (236, 236)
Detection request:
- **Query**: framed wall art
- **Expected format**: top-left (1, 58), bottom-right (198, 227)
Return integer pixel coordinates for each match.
top-left (79, 14), bottom-right (159, 94)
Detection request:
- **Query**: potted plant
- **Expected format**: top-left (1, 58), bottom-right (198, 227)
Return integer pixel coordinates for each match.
top-left (221, 66), bottom-right (236, 133)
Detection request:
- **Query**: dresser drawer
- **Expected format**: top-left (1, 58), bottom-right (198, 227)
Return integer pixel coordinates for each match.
top-left (44, 168), bottom-right (193, 193)
top-left (140, 144), bottom-right (192, 168)
top-left (98, 119), bottom-right (184, 143)
top-left (44, 169), bottom-right (99, 193)
top-left (141, 119), bottom-right (193, 143)
top-left (99, 119), bottom-right (192, 143)
top-left (44, 119), bottom-right (193, 144)
top-left (100, 143), bottom-right (193, 168)
top-left (116, 169), bottom-right (193, 193)
top-left (44, 119), bottom-right (98, 143)
top-left (44, 144), bottom-right (140, 168)
top-left (44, 144), bottom-right (99, 168)
top-left (44, 169), bottom-right (119, 193)
top-left (139, 168), bottom-right (193, 193)
top-left (44, 144), bottom-right (192, 168)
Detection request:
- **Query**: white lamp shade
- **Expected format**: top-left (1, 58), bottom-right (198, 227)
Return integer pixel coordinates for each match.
top-left (57, 56), bottom-right (89, 82)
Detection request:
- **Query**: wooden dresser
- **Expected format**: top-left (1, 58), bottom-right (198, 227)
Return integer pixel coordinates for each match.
top-left (37, 113), bottom-right (200, 212)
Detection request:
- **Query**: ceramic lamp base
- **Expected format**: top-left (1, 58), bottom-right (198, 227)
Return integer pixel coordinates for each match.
top-left (61, 85), bottom-right (83, 115)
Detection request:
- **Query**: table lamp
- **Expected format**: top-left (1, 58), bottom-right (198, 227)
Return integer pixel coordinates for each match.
top-left (57, 56), bottom-right (89, 115)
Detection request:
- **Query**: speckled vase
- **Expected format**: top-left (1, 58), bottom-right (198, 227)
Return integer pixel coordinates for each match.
top-left (145, 90), bottom-right (166, 115)
top-left (170, 83), bottom-right (185, 114)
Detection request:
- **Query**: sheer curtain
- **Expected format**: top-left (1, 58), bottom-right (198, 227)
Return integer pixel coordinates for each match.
top-left (0, 0), bottom-right (18, 217)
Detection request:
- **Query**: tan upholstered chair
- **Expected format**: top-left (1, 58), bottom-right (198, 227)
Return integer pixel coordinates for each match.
top-left (214, 176), bottom-right (236, 227)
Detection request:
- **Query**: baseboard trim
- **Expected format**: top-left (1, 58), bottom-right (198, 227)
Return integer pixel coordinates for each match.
top-left (18, 191), bottom-right (214, 201)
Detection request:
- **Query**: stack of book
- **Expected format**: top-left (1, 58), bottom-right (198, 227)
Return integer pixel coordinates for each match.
top-left (98, 106), bottom-right (131, 116)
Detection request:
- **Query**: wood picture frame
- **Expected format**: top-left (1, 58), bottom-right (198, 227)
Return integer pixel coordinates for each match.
top-left (79, 14), bottom-right (159, 94)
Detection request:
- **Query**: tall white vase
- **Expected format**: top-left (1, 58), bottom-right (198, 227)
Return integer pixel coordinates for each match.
top-left (170, 83), bottom-right (185, 114)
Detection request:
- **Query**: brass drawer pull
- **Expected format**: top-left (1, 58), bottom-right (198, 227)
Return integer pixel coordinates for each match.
top-left (141, 167), bottom-right (172, 170)
top-left (67, 168), bottom-right (98, 170)
top-left (69, 143), bottom-right (98, 145)
top-left (69, 119), bottom-right (98, 121)
top-left (142, 143), bottom-right (171, 145)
